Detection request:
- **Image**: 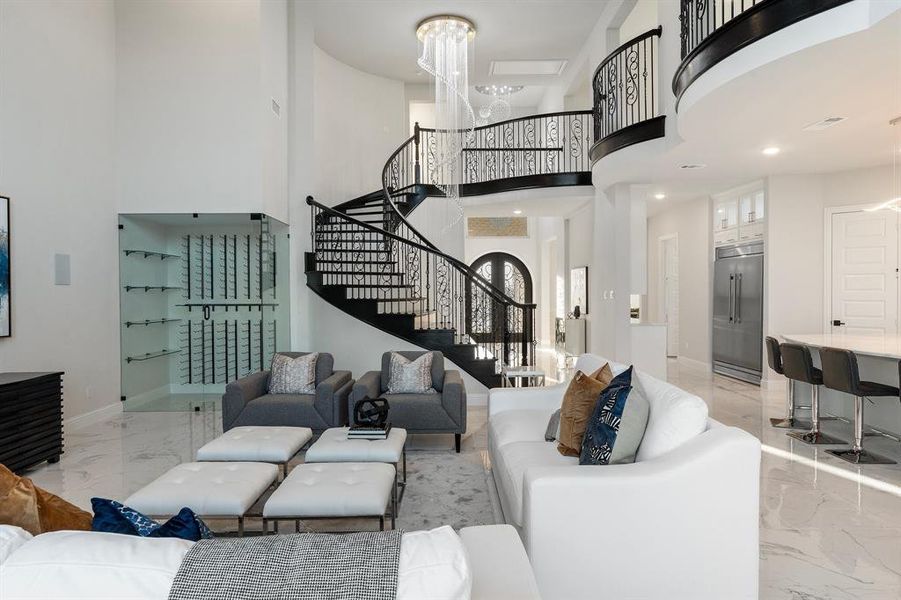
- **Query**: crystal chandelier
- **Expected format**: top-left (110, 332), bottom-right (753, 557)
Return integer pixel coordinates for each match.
top-left (475, 85), bottom-right (524, 125)
top-left (416, 15), bottom-right (476, 229)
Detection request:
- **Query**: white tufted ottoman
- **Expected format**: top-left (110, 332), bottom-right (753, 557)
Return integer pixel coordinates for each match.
top-left (125, 462), bottom-right (278, 536)
top-left (262, 462), bottom-right (397, 532)
top-left (305, 427), bottom-right (408, 509)
top-left (195, 426), bottom-right (313, 478)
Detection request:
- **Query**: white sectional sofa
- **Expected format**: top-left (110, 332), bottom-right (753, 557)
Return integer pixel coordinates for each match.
top-left (488, 354), bottom-right (761, 600)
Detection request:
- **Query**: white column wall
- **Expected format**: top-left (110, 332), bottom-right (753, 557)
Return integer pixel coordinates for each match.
top-left (0, 0), bottom-right (120, 422)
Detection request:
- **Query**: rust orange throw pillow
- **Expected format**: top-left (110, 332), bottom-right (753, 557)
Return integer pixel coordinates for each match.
top-left (557, 364), bottom-right (614, 457)
top-left (0, 463), bottom-right (92, 535)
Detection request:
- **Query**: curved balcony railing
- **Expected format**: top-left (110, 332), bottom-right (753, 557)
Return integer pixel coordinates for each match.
top-left (674, 0), bottom-right (852, 101)
top-left (590, 27), bottom-right (665, 164)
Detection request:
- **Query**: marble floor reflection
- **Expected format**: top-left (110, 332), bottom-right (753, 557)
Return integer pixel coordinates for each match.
top-left (669, 360), bottom-right (901, 600)
top-left (21, 359), bottom-right (901, 599)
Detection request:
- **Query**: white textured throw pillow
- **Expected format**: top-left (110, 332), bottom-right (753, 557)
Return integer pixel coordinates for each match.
top-left (268, 353), bottom-right (318, 394)
top-left (397, 526), bottom-right (472, 600)
top-left (388, 352), bottom-right (436, 394)
top-left (0, 526), bottom-right (32, 565)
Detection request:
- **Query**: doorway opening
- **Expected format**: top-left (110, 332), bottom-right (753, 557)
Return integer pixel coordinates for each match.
top-left (467, 252), bottom-right (534, 367)
top-left (658, 234), bottom-right (679, 357)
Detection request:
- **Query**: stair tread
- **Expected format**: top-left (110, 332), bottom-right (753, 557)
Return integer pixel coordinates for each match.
top-left (327, 283), bottom-right (413, 289)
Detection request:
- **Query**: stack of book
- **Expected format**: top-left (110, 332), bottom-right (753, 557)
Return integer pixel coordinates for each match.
top-left (347, 422), bottom-right (392, 440)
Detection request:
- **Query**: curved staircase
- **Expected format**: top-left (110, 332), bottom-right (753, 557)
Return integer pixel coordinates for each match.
top-left (306, 111), bottom-right (592, 388)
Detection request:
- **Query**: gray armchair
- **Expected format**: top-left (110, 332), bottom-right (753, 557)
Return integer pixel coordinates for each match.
top-left (351, 351), bottom-right (467, 452)
top-left (222, 352), bottom-right (353, 432)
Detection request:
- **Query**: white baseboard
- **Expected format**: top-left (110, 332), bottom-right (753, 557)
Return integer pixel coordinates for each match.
top-left (676, 356), bottom-right (712, 372)
top-left (65, 401), bottom-right (121, 431)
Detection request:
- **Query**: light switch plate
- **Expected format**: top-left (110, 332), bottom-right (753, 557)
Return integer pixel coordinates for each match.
top-left (54, 253), bottom-right (71, 285)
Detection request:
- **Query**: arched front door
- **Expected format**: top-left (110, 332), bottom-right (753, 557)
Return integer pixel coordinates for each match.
top-left (467, 252), bottom-right (534, 367)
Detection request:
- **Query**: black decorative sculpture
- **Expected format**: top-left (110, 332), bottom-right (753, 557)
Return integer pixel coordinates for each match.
top-left (353, 396), bottom-right (390, 427)
top-left (573, 305), bottom-right (581, 319)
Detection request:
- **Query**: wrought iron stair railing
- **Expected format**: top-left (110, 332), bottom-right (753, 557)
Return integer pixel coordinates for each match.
top-left (308, 196), bottom-right (536, 371)
top-left (590, 26), bottom-right (665, 163)
top-left (307, 111), bottom-right (593, 383)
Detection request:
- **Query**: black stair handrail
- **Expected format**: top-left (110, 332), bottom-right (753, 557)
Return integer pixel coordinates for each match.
top-left (307, 195), bottom-right (536, 310)
top-left (592, 26), bottom-right (663, 146)
top-left (379, 110), bottom-right (592, 253)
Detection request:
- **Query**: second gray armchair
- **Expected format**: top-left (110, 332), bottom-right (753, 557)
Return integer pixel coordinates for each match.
top-left (351, 351), bottom-right (467, 452)
top-left (222, 352), bottom-right (353, 432)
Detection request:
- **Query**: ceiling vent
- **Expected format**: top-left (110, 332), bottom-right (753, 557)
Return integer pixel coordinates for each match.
top-left (803, 116), bottom-right (846, 131)
top-left (489, 59), bottom-right (567, 76)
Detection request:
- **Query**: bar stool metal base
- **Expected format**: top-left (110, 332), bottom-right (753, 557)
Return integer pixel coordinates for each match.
top-left (827, 448), bottom-right (897, 465)
top-left (787, 430), bottom-right (843, 445)
top-left (770, 416), bottom-right (811, 429)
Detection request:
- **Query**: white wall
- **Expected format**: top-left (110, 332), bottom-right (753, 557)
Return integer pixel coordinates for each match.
top-left (646, 197), bottom-right (712, 365)
top-left (313, 46), bottom-right (405, 206)
top-left (766, 165), bottom-right (898, 346)
top-left (0, 0), bottom-right (120, 421)
top-left (567, 202), bottom-right (595, 350)
top-left (619, 0), bottom-right (659, 43)
top-left (116, 0), bottom-right (269, 216)
top-left (260, 0), bottom-right (289, 223)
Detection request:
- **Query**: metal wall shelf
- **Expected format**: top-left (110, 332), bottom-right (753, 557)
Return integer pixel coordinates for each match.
top-left (126, 349), bottom-right (180, 363)
top-left (124, 318), bottom-right (182, 328)
top-left (124, 285), bottom-right (184, 292)
top-left (123, 249), bottom-right (180, 260)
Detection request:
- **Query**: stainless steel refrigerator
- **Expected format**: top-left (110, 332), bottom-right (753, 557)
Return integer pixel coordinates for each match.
top-left (713, 242), bottom-right (764, 384)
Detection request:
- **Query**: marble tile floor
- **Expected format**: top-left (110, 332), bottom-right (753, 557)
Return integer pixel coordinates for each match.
top-left (21, 359), bottom-right (901, 599)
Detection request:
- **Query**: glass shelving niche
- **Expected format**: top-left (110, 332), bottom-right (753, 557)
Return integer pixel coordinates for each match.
top-left (118, 213), bottom-right (290, 412)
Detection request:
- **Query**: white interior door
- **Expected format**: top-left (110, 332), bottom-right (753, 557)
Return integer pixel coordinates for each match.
top-left (660, 236), bottom-right (679, 357)
top-left (830, 210), bottom-right (899, 335)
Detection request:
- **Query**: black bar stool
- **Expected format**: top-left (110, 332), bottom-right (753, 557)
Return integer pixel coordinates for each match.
top-left (820, 347), bottom-right (899, 465)
top-left (781, 343), bottom-right (842, 445)
top-left (766, 336), bottom-right (810, 429)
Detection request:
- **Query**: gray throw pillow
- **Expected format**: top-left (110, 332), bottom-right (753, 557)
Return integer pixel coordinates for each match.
top-left (268, 353), bottom-right (318, 394)
top-left (579, 366), bottom-right (650, 465)
top-left (545, 409), bottom-right (561, 442)
top-left (387, 352), bottom-right (436, 394)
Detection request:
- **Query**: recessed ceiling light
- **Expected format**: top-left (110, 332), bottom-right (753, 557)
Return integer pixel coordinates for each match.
top-left (654, 193), bottom-right (666, 200)
top-left (680, 163), bottom-right (706, 170)
top-left (513, 209), bottom-right (522, 215)
top-left (762, 146), bottom-right (780, 156)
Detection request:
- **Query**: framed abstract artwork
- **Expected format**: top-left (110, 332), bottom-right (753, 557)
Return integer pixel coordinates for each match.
top-left (0, 196), bottom-right (8, 337)
top-left (570, 266), bottom-right (588, 316)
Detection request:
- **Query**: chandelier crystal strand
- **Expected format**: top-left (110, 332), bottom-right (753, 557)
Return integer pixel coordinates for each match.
top-left (417, 16), bottom-right (476, 231)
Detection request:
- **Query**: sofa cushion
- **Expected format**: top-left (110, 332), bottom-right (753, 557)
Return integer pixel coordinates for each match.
top-left (233, 394), bottom-right (329, 430)
top-left (634, 371), bottom-right (708, 462)
top-left (269, 352), bottom-right (318, 394)
top-left (557, 366), bottom-right (613, 457)
top-left (0, 530), bottom-right (193, 599)
top-left (382, 393), bottom-right (459, 432)
top-left (490, 410), bottom-right (552, 449)
top-left (580, 366), bottom-right (649, 465)
top-left (493, 442), bottom-right (577, 526)
top-left (0, 526), bottom-right (32, 565)
top-left (277, 351), bottom-right (334, 386)
top-left (387, 352), bottom-right (437, 394)
top-left (382, 351), bottom-right (445, 392)
top-left (545, 409), bottom-right (561, 442)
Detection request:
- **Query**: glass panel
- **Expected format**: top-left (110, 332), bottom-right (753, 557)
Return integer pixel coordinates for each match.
top-left (119, 213), bottom-right (290, 412)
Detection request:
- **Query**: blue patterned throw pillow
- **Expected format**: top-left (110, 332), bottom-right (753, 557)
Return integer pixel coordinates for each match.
top-left (91, 498), bottom-right (213, 541)
top-left (579, 366), bottom-right (649, 466)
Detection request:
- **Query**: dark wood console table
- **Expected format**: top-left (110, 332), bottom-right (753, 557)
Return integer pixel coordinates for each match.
top-left (0, 372), bottom-right (64, 472)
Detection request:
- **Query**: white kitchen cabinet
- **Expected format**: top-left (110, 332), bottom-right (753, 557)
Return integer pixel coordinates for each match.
top-left (713, 186), bottom-right (765, 247)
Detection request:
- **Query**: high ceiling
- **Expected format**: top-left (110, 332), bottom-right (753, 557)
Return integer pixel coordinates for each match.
top-left (310, 0), bottom-right (611, 105)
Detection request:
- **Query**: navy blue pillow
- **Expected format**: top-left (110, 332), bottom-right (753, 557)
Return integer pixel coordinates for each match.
top-left (579, 366), bottom-right (633, 465)
top-left (91, 498), bottom-right (212, 541)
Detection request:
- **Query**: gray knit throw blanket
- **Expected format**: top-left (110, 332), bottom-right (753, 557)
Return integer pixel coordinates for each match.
top-left (168, 531), bottom-right (403, 600)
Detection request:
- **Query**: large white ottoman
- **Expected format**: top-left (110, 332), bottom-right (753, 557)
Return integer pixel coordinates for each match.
top-left (262, 462), bottom-right (397, 532)
top-left (196, 426), bottom-right (313, 478)
top-left (126, 462), bottom-right (278, 535)
top-left (305, 427), bottom-right (408, 508)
